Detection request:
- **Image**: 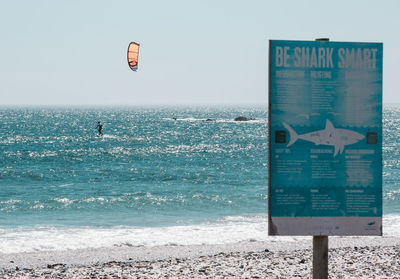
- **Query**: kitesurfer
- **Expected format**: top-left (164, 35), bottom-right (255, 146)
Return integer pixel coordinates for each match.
top-left (96, 121), bottom-right (103, 136)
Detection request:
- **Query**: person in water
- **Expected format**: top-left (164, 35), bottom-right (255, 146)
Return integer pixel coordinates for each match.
top-left (96, 121), bottom-right (103, 136)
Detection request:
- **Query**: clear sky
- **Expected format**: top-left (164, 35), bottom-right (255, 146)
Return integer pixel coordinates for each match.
top-left (1, 0), bottom-right (399, 105)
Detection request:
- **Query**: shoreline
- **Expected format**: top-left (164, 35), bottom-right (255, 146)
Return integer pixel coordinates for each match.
top-left (2, 236), bottom-right (400, 278)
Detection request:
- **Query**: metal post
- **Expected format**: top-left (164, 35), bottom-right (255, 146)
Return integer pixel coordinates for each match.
top-left (313, 236), bottom-right (328, 279)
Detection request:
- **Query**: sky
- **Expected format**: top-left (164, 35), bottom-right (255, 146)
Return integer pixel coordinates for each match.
top-left (1, 0), bottom-right (399, 105)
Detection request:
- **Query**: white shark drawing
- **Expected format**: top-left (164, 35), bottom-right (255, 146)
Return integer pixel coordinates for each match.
top-left (283, 120), bottom-right (364, 157)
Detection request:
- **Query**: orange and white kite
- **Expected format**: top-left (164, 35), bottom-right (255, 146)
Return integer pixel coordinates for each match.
top-left (127, 42), bottom-right (140, 71)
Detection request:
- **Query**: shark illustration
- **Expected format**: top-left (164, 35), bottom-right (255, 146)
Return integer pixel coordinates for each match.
top-left (283, 120), bottom-right (364, 157)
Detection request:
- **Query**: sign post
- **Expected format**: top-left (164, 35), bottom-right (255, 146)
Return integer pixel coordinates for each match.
top-left (312, 38), bottom-right (329, 279)
top-left (313, 235), bottom-right (328, 279)
top-left (268, 39), bottom-right (383, 278)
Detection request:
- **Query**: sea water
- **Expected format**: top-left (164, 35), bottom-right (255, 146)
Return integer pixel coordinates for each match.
top-left (0, 105), bottom-right (399, 253)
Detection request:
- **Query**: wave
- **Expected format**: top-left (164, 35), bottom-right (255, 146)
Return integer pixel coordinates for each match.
top-left (0, 214), bottom-right (274, 254)
top-left (101, 134), bottom-right (119, 139)
top-left (163, 117), bottom-right (266, 124)
top-left (1, 214), bottom-right (399, 254)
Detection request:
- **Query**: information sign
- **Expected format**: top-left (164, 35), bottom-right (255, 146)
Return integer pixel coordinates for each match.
top-left (268, 40), bottom-right (383, 235)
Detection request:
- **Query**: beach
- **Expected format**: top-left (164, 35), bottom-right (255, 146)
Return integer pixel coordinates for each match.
top-left (1, 236), bottom-right (400, 278)
top-left (1, 106), bottom-right (399, 278)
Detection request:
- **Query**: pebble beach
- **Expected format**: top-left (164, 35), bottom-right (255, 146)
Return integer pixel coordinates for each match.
top-left (1, 236), bottom-right (400, 278)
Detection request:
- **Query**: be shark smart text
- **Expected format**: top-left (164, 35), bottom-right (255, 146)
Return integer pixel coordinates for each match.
top-left (275, 46), bottom-right (378, 69)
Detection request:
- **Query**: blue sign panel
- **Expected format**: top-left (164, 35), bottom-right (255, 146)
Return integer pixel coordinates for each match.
top-left (268, 40), bottom-right (382, 235)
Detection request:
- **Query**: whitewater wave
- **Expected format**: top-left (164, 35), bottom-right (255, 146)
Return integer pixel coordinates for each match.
top-left (0, 214), bottom-right (286, 254)
top-left (1, 214), bottom-right (399, 254)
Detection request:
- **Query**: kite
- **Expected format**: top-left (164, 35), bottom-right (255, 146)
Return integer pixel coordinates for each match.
top-left (127, 42), bottom-right (140, 71)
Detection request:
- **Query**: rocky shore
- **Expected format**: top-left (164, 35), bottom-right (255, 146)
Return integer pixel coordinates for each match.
top-left (1, 237), bottom-right (400, 278)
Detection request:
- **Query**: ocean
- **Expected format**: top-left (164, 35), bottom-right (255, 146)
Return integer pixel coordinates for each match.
top-left (0, 105), bottom-right (399, 253)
